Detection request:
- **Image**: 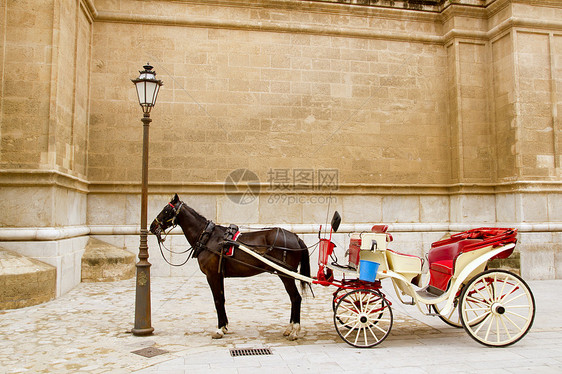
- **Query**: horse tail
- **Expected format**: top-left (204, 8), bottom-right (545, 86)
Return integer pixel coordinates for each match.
top-left (297, 237), bottom-right (311, 295)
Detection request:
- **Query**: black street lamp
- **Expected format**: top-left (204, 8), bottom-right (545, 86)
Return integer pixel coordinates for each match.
top-left (131, 63), bottom-right (163, 336)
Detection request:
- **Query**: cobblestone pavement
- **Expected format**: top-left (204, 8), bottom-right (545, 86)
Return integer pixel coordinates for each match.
top-left (0, 275), bottom-right (560, 373)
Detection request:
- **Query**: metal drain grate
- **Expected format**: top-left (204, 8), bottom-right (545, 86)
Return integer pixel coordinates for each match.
top-left (230, 347), bottom-right (273, 357)
top-left (131, 347), bottom-right (169, 358)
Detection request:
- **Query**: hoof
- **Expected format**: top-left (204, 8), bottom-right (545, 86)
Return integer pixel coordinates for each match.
top-left (283, 323), bottom-right (293, 337)
top-left (284, 323), bottom-right (300, 340)
top-left (211, 325), bottom-right (228, 339)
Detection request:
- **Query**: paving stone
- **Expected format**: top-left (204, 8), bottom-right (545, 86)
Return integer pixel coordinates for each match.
top-left (0, 276), bottom-right (559, 373)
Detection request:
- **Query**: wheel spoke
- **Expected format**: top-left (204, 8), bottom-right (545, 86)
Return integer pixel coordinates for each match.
top-left (499, 283), bottom-right (518, 303)
top-left (344, 321), bottom-right (361, 338)
top-left (353, 326), bottom-right (361, 345)
top-left (371, 319), bottom-right (389, 334)
top-left (350, 296), bottom-right (362, 314)
top-left (367, 324), bottom-right (380, 343)
top-left (355, 294), bottom-right (362, 314)
top-left (503, 313), bottom-right (525, 331)
top-left (475, 283), bottom-right (493, 305)
top-left (506, 310), bottom-right (529, 320)
top-left (463, 306), bottom-right (490, 312)
top-left (492, 274), bottom-right (501, 301)
top-left (336, 316), bottom-right (357, 329)
top-left (465, 294), bottom-right (487, 304)
top-left (371, 318), bottom-right (391, 323)
top-left (495, 316), bottom-right (501, 343)
top-left (502, 292), bottom-right (525, 305)
top-left (365, 297), bottom-right (383, 315)
top-left (499, 315), bottom-right (512, 340)
top-left (335, 311), bottom-right (354, 323)
top-left (472, 312), bottom-right (491, 334)
top-left (484, 279), bottom-right (495, 302)
top-left (342, 298), bottom-right (360, 314)
top-left (445, 308), bottom-right (455, 320)
top-left (484, 315), bottom-right (494, 341)
top-left (468, 309), bottom-right (490, 325)
top-left (361, 293), bottom-right (371, 311)
top-left (339, 303), bottom-right (359, 315)
top-left (498, 274), bottom-right (508, 301)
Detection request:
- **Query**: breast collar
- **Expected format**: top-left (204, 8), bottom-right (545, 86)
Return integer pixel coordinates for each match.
top-left (193, 220), bottom-right (215, 258)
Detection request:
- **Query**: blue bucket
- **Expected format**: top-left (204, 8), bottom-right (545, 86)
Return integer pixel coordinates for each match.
top-left (359, 260), bottom-right (380, 282)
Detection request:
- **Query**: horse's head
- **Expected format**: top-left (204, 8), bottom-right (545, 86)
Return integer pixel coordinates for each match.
top-left (150, 193), bottom-right (183, 243)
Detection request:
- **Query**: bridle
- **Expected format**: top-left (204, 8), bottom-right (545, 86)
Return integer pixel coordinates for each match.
top-left (152, 201), bottom-right (195, 266)
top-left (152, 201), bottom-right (184, 242)
top-left (153, 200), bottom-right (216, 266)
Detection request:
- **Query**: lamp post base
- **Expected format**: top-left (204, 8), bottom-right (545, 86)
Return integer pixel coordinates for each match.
top-left (132, 227), bottom-right (153, 336)
top-left (131, 327), bottom-right (154, 336)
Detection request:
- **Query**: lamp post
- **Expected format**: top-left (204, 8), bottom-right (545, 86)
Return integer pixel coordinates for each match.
top-left (131, 63), bottom-right (163, 336)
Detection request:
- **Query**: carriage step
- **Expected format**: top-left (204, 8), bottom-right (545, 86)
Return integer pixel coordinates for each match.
top-left (416, 286), bottom-right (444, 299)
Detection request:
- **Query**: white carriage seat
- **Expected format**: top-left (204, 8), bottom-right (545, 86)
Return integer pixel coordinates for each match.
top-left (348, 225), bottom-right (393, 268)
top-left (385, 248), bottom-right (423, 286)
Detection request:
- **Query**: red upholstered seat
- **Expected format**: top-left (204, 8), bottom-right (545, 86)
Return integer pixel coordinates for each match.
top-left (427, 228), bottom-right (518, 291)
top-left (428, 239), bottom-right (481, 291)
top-left (430, 260), bottom-right (453, 274)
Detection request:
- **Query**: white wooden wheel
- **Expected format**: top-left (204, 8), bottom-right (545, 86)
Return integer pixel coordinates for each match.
top-left (432, 299), bottom-right (462, 328)
top-left (459, 269), bottom-right (535, 347)
top-left (333, 289), bottom-right (393, 348)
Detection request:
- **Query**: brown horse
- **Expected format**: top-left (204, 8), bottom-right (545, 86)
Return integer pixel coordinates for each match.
top-left (149, 194), bottom-right (310, 340)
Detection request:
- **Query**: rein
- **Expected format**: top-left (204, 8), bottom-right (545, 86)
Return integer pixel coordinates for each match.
top-left (156, 227), bottom-right (195, 267)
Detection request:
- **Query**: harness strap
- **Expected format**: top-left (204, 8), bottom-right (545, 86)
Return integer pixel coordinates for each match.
top-left (167, 202), bottom-right (184, 226)
top-left (218, 224), bottom-right (240, 274)
top-left (193, 220), bottom-right (215, 258)
top-left (224, 224), bottom-right (240, 257)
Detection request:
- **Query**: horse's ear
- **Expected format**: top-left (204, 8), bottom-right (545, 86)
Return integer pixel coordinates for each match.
top-left (171, 193), bottom-right (179, 204)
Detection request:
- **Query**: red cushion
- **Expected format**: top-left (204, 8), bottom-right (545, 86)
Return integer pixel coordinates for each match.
top-left (429, 269), bottom-right (452, 291)
top-left (428, 239), bottom-right (482, 264)
top-left (430, 260), bottom-right (454, 275)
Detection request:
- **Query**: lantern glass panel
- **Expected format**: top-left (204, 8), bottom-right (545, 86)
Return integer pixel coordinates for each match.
top-left (144, 80), bottom-right (158, 106)
top-left (135, 81), bottom-right (147, 106)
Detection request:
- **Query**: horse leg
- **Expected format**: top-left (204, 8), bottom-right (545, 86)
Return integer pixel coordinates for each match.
top-left (206, 274), bottom-right (229, 339)
top-left (280, 276), bottom-right (302, 341)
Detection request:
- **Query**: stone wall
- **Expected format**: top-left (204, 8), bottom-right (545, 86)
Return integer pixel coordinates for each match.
top-left (0, 0), bottom-right (93, 295)
top-left (0, 0), bottom-right (561, 297)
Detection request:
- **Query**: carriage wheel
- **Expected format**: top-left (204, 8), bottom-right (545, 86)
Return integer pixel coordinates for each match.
top-left (432, 299), bottom-right (462, 328)
top-left (459, 269), bottom-right (535, 347)
top-left (433, 295), bottom-right (487, 328)
top-left (333, 289), bottom-right (393, 348)
top-left (332, 288), bottom-right (344, 312)
top-left (334, 287), bottom-right (383, 329)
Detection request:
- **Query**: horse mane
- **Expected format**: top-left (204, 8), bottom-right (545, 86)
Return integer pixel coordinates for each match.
top-left (182, 202), bottom-right (207, 223)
